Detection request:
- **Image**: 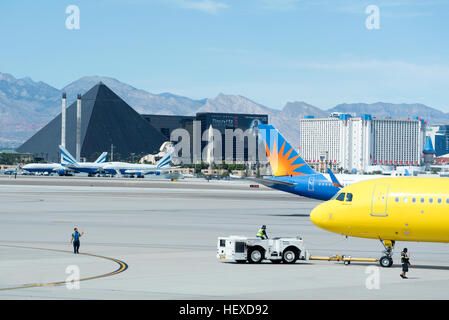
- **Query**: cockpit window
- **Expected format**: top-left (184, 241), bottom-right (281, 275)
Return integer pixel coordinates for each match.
top-left (346, 193), bottom-right (353, 202)
top-left (336, 193), bottom-right (345, 201)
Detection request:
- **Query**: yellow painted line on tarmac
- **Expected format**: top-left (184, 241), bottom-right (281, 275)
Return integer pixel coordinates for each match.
top-left (0, 244), bottom-right (128, 291)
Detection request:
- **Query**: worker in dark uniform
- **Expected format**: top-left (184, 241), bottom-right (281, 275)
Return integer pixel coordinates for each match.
top-left (71, 228), bottom-right (84, 254)
top-left (400, 248), bottom-right (411, 279)
top-left (256, 225), bottom-right (268, 240)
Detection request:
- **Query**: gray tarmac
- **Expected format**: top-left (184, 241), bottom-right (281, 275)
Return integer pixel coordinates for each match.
top-left (1, 175), bottom-right (449, 299)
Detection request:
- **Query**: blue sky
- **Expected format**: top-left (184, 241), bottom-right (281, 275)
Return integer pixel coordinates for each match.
top-left (0, 0), bottom-right (448, 110)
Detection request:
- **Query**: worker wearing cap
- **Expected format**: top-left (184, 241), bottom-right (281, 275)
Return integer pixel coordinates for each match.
top-left (256, 225), bottom-right (268, 240)
top-left (400, 248), bottom-right (411, 279)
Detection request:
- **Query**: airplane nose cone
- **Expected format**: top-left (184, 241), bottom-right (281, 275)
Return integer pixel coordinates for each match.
top-left (310, 203), bottom-right (327, 229)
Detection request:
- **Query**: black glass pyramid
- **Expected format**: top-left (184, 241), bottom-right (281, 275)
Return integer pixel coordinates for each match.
top-left (17, 83), bottom-right (167, 162)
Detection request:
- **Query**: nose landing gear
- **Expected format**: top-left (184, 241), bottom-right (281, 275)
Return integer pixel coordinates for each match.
top-left (379, 240), bottom-right (395, 267)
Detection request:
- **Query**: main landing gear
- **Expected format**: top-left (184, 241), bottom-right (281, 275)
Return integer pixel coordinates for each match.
top-left (379, 240), bottom-right (395, 267)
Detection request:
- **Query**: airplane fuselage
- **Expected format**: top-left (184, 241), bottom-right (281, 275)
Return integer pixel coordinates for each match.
top-left (67, 163), bottom-right (103, 174)
top-left (102, 162), bottom-right (163, 175)
top-left (264, 175), bottom-right (340, 201)
top-left (22, 163), bottom-right (65, 174)
top-left (310, 177), bottom-right (449, 243)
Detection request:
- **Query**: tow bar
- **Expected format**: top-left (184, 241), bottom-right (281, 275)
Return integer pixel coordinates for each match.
top-left (309, 255), bottom-right (378, 265)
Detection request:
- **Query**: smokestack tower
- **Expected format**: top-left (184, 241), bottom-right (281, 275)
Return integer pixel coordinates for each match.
top-left (76, 94), bottom-right (82, 162)
top-left (61, 92), bottom-right (66, 148)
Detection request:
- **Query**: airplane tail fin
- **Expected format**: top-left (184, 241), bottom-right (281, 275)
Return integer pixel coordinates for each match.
top-left (59, 145), bottom-right (79, 167)
top-left (94, 152), bottom-right (108, 164)
top-left (405, 169), bottom-right (411, 176)
top-left (156, 148), bottom-right (174, 169)
top-left (327, 168), bottom-right (343, 188)
top-left (258, 124), bottom-right (316, 177)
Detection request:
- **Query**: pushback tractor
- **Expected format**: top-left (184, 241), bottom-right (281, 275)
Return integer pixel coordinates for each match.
top-left (217, 235), bottom-right (380, 265)
top-left (217, 236), bottom-right (310, 264)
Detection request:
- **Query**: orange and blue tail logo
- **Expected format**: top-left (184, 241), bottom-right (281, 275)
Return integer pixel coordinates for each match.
top-left (258, 124), bottom-right (315, 177)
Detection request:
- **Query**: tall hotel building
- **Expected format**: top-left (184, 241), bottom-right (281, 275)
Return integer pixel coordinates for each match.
top-left (299, 114), bottom-right (426, 172)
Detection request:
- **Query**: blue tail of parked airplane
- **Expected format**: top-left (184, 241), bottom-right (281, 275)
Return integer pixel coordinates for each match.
top-left (156, 148), bottom-right (173, 169)
top-left (59, 145), bottom-right (107, 166)
top-left (59, 145), bottom-right (79, 167)
top-left (258, 124), bottom-right (315, 177)
top-left (257, 124), bottom-right (341, 201)
top-left (94, 152), bottom-right (108, 164)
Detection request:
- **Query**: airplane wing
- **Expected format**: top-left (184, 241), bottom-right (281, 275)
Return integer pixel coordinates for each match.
top-left (126, 167), bottom-right (172, 174)
top-left (124, 169), bottom-right (169, 176)
top-left (155, 166), bottom-right (171, 171)
top-left (52, 165), bottom-right (72, 173)
top-left (123, 169), bottom-right (147, 175)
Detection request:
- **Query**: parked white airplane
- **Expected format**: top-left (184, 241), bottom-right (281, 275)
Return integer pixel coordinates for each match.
top-left (59, 145), bottom-right (107, 175)
top-left (4, 164), bottom-right (22, 176)
top-left (22, 162), bottom-right (68, 175)
top-left (101, 149), bottom-right (174, 177)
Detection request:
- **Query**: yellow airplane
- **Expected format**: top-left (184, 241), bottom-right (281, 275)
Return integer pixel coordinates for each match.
top-left (310, 177), bottom-right (449, 267)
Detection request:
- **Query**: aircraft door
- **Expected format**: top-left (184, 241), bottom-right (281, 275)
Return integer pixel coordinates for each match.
top-left (371, 183), bottom-right (390, 217)
top-left (308, 176), bottom-right (315, 192)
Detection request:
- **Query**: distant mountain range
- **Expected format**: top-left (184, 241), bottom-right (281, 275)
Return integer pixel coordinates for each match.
top-left (1, 71), bottom-right (449, 149)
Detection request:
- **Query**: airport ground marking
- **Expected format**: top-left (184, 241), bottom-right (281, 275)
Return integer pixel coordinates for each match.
top-left (0, 244), bottom-right (128, 291)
